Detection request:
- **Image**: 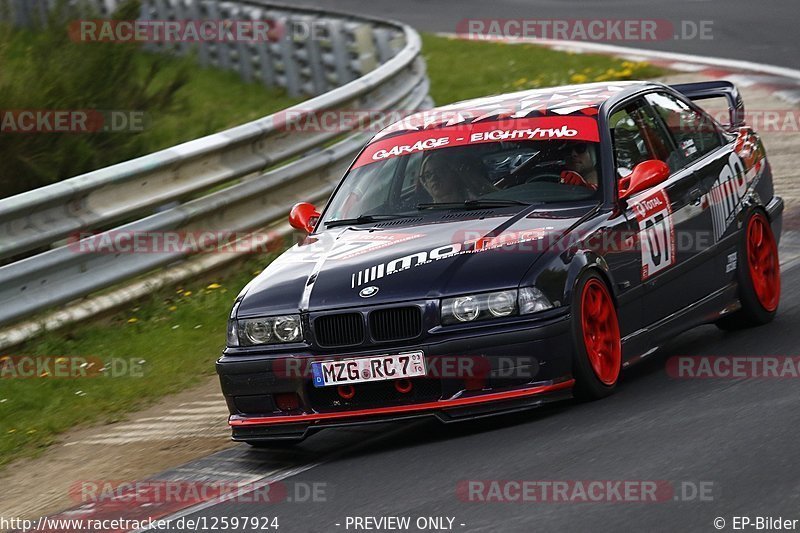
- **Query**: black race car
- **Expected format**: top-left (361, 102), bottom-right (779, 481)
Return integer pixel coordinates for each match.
top-left (217, 80), bottom-right (782, 444)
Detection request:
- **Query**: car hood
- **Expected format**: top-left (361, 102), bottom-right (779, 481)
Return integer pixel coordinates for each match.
top-left (236, 206), bottom-right (592, 317)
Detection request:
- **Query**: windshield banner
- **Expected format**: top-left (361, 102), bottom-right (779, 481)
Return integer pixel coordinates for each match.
top-left (352, 116), bottom-right (599, 169)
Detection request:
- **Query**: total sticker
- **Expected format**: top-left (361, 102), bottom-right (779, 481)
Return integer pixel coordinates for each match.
top-left (631, 189), bottom-right (676, 280)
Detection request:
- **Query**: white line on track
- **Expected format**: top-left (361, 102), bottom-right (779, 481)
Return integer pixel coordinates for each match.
top-left (134, 415), bottom-right (225, 423)
top-left (64, 433), bottom-right (231, 446)
top-left (131, 421), bottom-right (429, 533)
top-left (176, 401), bottom-right (226, 407)
top-left (166, 407), bottom-right (229, 415)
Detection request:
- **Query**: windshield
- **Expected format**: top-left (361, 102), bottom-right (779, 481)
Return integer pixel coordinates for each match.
top-left (321, 116), bottom-right (602, 226)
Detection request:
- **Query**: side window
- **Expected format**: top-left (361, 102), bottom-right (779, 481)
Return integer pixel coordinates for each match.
top-left (645, 92), bottom-right (723, 165)
top-left (610, 98), bottom-right (682, 179)
top-left (609, 102), bottom-right (655, 178)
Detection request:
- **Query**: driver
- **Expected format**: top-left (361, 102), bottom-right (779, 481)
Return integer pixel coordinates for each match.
top-left (560, 142), bottom-right (599, 191)
top-left (419, 151), bottom-right (494, 203)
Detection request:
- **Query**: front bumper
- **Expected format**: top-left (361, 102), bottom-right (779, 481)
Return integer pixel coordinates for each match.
top-left (217, 311), bottom-right (575, 441)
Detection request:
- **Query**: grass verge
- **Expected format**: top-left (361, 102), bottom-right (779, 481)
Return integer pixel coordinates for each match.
top-left (0, 34), bottom-right (665, 468)
top-left (0, 20), bottom-right (301, 197)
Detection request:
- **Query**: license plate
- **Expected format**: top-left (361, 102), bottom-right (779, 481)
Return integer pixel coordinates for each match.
top-left (311, 351), bottom-right (425, 388)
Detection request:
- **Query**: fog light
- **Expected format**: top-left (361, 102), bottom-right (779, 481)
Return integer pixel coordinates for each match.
top-left (464, 377), bottom-right (486, 391)
top-left (394, 379), bottom-right (413, 394)
top-left (337, 385), bottom-right (355, 400)
top-left (274, 392), bottom-right (300, 411)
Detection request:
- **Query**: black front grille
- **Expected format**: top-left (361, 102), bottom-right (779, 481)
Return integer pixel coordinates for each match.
top-left (369, 306), bottom-right (422, 342)
top-left (314, 313), bottom-right (364, 347)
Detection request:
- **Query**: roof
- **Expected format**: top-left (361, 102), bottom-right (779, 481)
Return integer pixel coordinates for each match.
top-left (373, 81), bottom-right (650, 141)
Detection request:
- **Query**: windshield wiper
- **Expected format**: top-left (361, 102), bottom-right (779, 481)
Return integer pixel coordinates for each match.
top-left (416, 199), bottom-right (533, 210)
top-left (324, 214), bottom-right (408, 228)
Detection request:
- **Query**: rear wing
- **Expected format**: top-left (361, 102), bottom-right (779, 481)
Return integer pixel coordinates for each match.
top-left (670, 81), bottom-right (745, 131)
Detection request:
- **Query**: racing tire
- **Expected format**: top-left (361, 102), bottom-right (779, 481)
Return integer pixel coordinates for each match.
top-left (716, 209), bottom-right (780, 330)
top-left (570, 271), bottom-right (622, 401)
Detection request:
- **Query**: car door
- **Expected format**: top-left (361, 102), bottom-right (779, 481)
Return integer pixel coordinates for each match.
top-left (608, 96), bottom-right (710, 327)
top-left (642, 91), bottom-right (731, 296)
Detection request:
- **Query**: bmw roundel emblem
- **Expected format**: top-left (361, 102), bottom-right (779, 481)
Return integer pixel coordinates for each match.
top-left (359, 286), bottom-right (379, 298)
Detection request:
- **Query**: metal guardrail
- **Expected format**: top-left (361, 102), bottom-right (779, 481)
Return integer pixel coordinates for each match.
top-left (3, 0), bottom-right (402, 97)
top-left (0, 0), bottom-right (432, 331)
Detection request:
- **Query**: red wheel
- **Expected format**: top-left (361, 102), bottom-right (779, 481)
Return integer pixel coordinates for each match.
top-left (746, 213), bottom-right (780, 312)
top-left (580, 279), bottom-right (622, 386)
top-left (716, 209), bottom-right (780, 330)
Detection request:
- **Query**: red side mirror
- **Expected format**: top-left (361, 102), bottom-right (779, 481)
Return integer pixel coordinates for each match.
top-left (619, 160), bottom-right (670, 200)
top-left (289, 202), bottom-right (320, 233)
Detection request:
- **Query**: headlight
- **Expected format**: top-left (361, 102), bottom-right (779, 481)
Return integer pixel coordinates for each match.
top-left (441, 288), bottom-right (552, 325)
top-left (273, 315), bottom-right (301, 342)
top-left (232, 315), bottom-right (303, 346)
top-left (451, 296), bottom-right (481, 322)
top-left (442, 290), bottom-right (516, 325)
top-left (488, 290), bottom-right (516, 317)
top-left (243, 319), bottom-right (273, 344)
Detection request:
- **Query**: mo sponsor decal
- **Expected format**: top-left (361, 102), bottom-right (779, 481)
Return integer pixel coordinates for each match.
top-left (349, 230), bottom-right (557, 288)
top-left (350, 242), bottom-right (463, 288)
top-left (706, 152), bottom-right (757, 242)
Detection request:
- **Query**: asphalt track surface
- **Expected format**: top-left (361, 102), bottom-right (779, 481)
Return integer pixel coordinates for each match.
top-left (147, 241), bottom-right (800, 533)
top-left (300, 0), bottom-right (799, 69)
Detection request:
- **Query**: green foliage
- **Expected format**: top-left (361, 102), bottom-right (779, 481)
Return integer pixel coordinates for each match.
top-left (0, 0), bottom-right (189, 196)
top-left (0, 0), bottom-right (300, 198)
top-left (421, 34), bottom-right (664, 105)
